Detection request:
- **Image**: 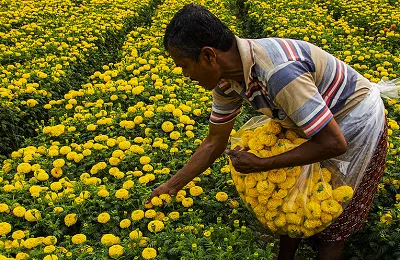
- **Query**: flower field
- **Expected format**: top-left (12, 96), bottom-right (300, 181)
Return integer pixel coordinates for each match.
top-left (0, 0), bottom-right (399, 259)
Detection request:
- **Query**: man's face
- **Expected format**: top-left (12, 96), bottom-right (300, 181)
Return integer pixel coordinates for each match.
top-left (168, 48), bottom-right (221, 90)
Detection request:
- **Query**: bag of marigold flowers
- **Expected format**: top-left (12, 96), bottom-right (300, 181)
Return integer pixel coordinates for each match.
top-left (229, 86), bottom-right (386, 238)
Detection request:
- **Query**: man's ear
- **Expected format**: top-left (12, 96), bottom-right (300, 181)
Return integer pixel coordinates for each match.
top-left (200, 47), bottom-right (217, 64)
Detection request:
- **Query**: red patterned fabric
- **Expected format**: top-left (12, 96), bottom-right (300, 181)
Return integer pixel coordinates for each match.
top-left (315, 120), bottom-right (388, 242)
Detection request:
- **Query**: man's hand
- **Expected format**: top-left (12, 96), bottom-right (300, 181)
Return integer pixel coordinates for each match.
top-left (145, 182), bottom-right (178, 204)
top-left (225, 146), bottom-right (266, 174)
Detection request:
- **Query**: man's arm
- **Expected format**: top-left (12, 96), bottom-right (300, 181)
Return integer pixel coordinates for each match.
top-left (226, 118), bottom-right (347, 173)
top-left (147, 119), bottom-right (236, 199)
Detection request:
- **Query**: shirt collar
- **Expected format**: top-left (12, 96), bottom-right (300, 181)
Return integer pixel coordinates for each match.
top-left (235, 36), bottom-right (256, 89)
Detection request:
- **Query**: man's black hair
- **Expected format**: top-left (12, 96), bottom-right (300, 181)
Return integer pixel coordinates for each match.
top-left (163, 4), bottom-right (235, 61)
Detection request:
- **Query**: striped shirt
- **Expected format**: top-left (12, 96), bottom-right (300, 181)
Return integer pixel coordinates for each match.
top-left (210, 36), bottom-right (371, 137)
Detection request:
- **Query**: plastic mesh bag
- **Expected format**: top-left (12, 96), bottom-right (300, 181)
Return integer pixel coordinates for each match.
top-left (229, 84), bottom-right (386, 238)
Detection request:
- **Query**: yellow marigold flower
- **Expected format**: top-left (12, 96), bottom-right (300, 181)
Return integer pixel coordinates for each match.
top-left (87, 124), bottom-right (97, 131)
top-left (17, 162), bottom-right (32, 174)
top-left (259, 134), bottom-right (278, 147)
top-left (267, 198), bottom-right (283, 211)
top-left (144, 111), bottom-right (154, 118)
top-left (53, 207), bottom-right (63, 213)
top-left (23, 238), bottom-right (39, 249)
top-left (244, 175), bottom-right (257, 188)
top-left (182, 197), bottom-right (194, 207)
top-left (321, 200), bottom-right (342, 216)
top-left (71, 234), bottom-right (86, 244)
top-left (143, 164), bottom-right (153, 172)
top-left (168, 211), bottom-right (180, 220)
top-left (286, 213), bottom-right (302, 225)
top-left (332, 186), bottom-right (354, 203)
top-left (131, 210), bottom-right (145, 221)
top-left (172, 108), bottom-right (183, 117)
top-left (304, 219), bottom-right (323, 229)
top-left (320, 168), bottom-right (332, 183)
top-left (150, 197), bottom-right (163, 207)
top-left (287, 224), bottom-right (302, 236)
top-left (123, 180), bottom-right (135, 189)
top-left (305, 201), bottom-right (321, 219)
top-left (272, 189), bottom-right (288, 199)
top-left (274, 213), bottom-right (287, 228)
top-left (256, 180), bottom-right (275, 195)
top-left (101, 234), bottom-right (120, 246)
top-left (109, 244), bottom-right (124, 258)
top-left (159, 194), bottom-right (172, 203)
top-left (34, 169), bottom-right (49, 181)
top-left (245, 195), bottom-right (259, 208)
top-left (247, 187), bottom-right (259, 197)
top-left (264, 210), bottom-right (278, 221)
top-left (148, 220), bottom-right (164, 232)
top-left (258, 195), bottom-right (269, 205)
top-left (142, 247), bottom-right (157, 259)
top-left (169, 131), bottom-right (180, 140)
top-left (0, 222), bottom-right (12, 235)
top-left (134, 116), bottom-right (143, 124)
top-left (16, 252), bottom-right (29, 259)
top-left (266, 220), bottom-right (278, 232)
top-left (59, 146), bottom-right (71, 155)
top-left (253, 204), bottom-right (268, 216)
top-left (98, 189), bottom-right (110, 197)
top-left (189, 186), bottom-right (203, 197)
top-left (115, 189), bottom-right (130, 200)
top-left (278, 176), bottom-right (296, 190)
top-left (13, 206), bottom-right (26, 217)
top-left (129, 229), bottom-right (143, 239)
top-left (287, 166), bottom-right (301, 177)
top-left (43, 245), bottom-right (56, 253)
top-left (282, 201), bottom-right (298, 213)
top-left (270, 145), bottom-right (287, 155)
top-left (285, 129), bottom-right (300, 141)
top-left (321, 212), bottom-right (333, 224)
top-left (118, 141), bottom-right (131, 150)
top-left (161, 121), bottom-right (174, 132)
top-left (50, 182), bottom-right (63, 191)
top-left (98, 212), bottom-right (111, 223)
top-left (109, 157), bottom-right (120, 166)
top-left (4, 184), bottom-right (15, 192)
top-left (119, 219), bottom-right (131, 229)
top-left (172, 67), bottom-right (182, 74)
top-left (248, 138), bottom-right (264, 150)
top-left (12, 230), bottom-right (25, 240)
top-left (215, 192), bottom-right (228, 202)
top-left (2, 163), bottom-right (12, 173)
top-left (0, 203), bottom-right (10, 213)
top-left (263, 120), bottom-right (282, 134)
top-left (50, 167), bottom-right (63, 178)
top-left (64, 213), bottom-right (77, 226)
top-left (25, 209), bottom-right (41, 222)
top-left (380, 212), bottom-right (393, 224)
top-left (139, 156), bottom-right (151, 165)
top-left (268, 169), bottom-right (286, 183)
top-left (43, 255), bottom-right (58, 260)
top-left (26, 99), bottom-right (38, 107)
top-left (313, 182), bottom-right (333, 200)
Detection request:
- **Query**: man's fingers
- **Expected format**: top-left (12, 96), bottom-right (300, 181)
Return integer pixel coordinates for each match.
top-left (145, 197), bottom-right (152, 204)
top-left (225, 149), bottom-right (238, 157)
top-left (233, 146), bottom-right (242, 151)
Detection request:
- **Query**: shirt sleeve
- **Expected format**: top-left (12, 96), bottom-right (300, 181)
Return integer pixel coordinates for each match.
top-left (209, 80), bottom-right (243, 124)
top-left (266, 61), bottom-right (333, 137)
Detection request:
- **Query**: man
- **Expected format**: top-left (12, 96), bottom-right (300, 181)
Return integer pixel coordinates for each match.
top-left (147, 4), bottom-right (387, 260)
